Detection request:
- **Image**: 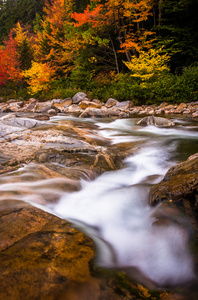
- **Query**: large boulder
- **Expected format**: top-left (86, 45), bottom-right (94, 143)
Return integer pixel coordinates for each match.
top-left (79, 99), bottom-right (103, 110)
top-left (175, 103), bottom-right (187, 114)
top-left (64, 104), bottom-right (83, 114)
top-left (105, 98), bottom-right (120, 108)
top-left (33, 101), bottom-right (53, 113)
top-left (79, 107), bottom-right (108, 118)
top-left (52, 98), bottom-right (72, 112)
top-left (137, 116), bottom-right (175, 127)
top-left (115, 101), bottom-right (133, 110)
top-left (149, 153), bottom-right (198, 233)
top-left (72, 92), bottom-right (87, 104)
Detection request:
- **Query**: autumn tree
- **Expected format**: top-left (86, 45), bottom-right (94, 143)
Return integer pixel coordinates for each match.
top-left (124, 47), bottom-right (170, 80)
top-left (0, 31), bottom-right (22, 86)
top-left (71, 0), bottom-right (155, 72)
top-left (34, 0), bottom-right (77, 76)
top-left (21, 61), bottom-right (55, 94)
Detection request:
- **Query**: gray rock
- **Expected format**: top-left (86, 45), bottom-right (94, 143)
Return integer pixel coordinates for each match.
top-left (47, 109), bottom-right (57, 115)
top-left (115, 101), bottom-right (133, 110)
top-left (105, 98), bottom-right (120, 108)
top-left (137, 116), bottom-right (175, 127)
top-left (51, 99), bottom-right (62, 104)
top-left (33, 101), bottom-right (52, 113)
top-left (192, 111), bottom-right (198, 118)
top-left (72, 92), bottom-right (87, 104)
top-left (65, 104), bottom-right (82, 114)
top-left (1, 117), bottom-right (47, 129)
top-left (80, 108), bottom-right (106, 118)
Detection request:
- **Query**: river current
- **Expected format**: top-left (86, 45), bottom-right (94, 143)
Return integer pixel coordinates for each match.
top-left (1, 115), bottom-right (198, 289)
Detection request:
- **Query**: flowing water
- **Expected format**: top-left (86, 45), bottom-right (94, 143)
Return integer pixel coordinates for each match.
top-left (1, 115), bottom-right (198, 289)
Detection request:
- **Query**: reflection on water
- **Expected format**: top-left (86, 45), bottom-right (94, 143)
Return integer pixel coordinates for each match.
top-left (0, 116), bottom-right (198, 289)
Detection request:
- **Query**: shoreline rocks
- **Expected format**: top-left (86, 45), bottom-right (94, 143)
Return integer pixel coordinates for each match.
top-left (0, 93), bottom-right (198, 118)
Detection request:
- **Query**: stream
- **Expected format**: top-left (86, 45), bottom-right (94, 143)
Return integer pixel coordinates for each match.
top-left (1, 115), bottom-right (198, 290)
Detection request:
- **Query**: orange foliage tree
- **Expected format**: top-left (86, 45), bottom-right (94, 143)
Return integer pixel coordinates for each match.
top-left (35, 0), bottom-right (77, 75)
top-left (71, 0), bottom-right (155, 67)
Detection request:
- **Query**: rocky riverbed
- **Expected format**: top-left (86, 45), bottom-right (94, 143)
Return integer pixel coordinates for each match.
top-left (0, 92), bottom-right (198, 119)
top-left (0, 95), bottom-right (198, 300)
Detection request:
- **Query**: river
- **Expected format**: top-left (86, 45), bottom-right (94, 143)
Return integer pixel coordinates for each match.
top-left (0, 115), bottom-right (198, 291)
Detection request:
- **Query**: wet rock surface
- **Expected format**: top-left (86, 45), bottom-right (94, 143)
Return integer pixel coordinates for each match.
top-left (0, 113), bottom-right (125, 175)
top-left (149, 154), bottom-right (198, 234)
top-left (0, 200), bottom-right (94, 300)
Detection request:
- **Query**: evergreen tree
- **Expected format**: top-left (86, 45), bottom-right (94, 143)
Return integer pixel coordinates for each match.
top-left (154, 0), bottom-right (198, 71)
top-left (17, 37), bottom-right (33, 70)
top-left (0, 0), bottom-right (46, 43)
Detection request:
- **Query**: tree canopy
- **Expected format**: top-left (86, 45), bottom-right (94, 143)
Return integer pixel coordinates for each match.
top-left (0, 0), bottom-right (198, 102)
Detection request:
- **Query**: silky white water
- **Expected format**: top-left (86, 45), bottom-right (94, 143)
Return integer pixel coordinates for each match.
top-left (1, 116), bottom-right (198, 288)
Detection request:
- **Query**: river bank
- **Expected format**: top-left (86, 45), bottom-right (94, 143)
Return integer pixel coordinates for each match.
top-left (0, 92), bottom-right (198, 119)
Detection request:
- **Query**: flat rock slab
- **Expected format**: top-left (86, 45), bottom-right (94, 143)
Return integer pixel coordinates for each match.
top-left (1, 117), bottom-right (48, 129)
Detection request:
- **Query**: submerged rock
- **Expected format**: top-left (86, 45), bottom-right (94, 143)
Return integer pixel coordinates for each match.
top-left (137, 116), bottom-right (175, 127)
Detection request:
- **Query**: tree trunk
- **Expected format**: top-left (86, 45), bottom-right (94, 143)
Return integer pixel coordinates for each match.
top-left (109, 33), bottom-right (120, 74)
top-left (159, 0), bottom-right (163, 26)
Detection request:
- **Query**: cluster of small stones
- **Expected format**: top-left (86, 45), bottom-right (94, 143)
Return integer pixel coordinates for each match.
top-left (0, 92), bottom-right (198, 118)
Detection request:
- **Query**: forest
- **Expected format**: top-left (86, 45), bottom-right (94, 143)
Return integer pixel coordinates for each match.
top-left (0, 0), bottom-right (198, 104)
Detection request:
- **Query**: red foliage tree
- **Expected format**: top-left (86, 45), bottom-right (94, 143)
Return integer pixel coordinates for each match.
top-left (0, 31), bottom-right (22, 86)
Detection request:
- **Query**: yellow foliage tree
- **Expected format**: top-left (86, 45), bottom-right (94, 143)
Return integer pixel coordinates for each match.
top-left (124, 48), bottom-right (170, 80)
top-left (21, 61), bottom-right (55, 94)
